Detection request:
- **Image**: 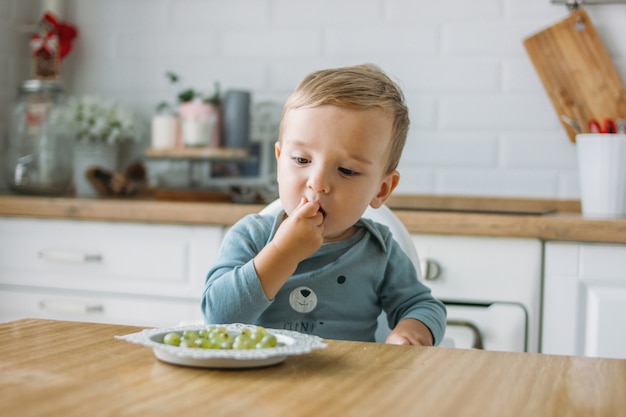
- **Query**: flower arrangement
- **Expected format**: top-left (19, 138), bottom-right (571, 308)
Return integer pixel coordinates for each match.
top-left (54, 95), bottom-right (138, 145)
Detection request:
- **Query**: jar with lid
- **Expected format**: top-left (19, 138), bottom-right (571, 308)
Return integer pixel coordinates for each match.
top-left (4, 80), bottom-right (73, 195)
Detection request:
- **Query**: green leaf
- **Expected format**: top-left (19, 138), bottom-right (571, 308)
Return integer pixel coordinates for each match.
top-left (203, 82), bottom-right (221, 106)
top-left (166, 71), bottom-right (179, 84)
top-left (156, 101), bottom-right (170, 112)
top-left (178, 88), bottom-right (195, 102)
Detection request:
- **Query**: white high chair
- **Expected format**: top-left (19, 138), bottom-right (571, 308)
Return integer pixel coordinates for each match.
top-left (260, 199), bottom-right (423, 343)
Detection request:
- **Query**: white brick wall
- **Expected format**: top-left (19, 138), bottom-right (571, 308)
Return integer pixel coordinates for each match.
top-left (3, 0), bottom-right (626, 199)
top-left (0, 0), bottom-right (40, 188)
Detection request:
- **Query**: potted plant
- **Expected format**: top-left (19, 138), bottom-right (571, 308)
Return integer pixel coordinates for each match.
top-left (53, 95), bottom-right (139, 196)
top-left (153, 72), bottom-right (221, 148)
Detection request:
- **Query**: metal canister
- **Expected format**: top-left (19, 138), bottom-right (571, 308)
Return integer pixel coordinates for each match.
top-left (4, 80), bottom-right (73, 195)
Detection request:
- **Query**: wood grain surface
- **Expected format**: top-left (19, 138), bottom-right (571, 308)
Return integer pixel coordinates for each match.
top-left (1, 319), bottom-right (624, 417)
top-left (1, 194), bottom-right (625, 243)
top-left (144, 146), bottom-right (250, 160)
top-left (524, 10), bottom-right (626, 143)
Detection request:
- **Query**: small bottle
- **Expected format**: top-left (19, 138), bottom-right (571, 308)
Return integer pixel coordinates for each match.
top-left (4, 80), bottom-right (73, 195)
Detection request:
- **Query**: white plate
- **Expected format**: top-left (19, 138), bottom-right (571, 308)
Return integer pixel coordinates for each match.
top-left (116, 323), bottom-right (327, 369)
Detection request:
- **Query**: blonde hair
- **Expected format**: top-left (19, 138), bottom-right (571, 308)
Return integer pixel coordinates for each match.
top-left (280, 63), bottom-right (410, 174)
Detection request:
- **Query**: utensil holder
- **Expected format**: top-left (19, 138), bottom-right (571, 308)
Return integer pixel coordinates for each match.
top-left (576, 133), bottom-right (626, 218)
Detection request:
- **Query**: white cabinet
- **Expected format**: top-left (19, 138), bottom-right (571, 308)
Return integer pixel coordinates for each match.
top-left (0, 288), bottom-right (204, 327)
top-left (543, 241), bottom-right (626, 359)
top-left (0, 217), bottom-right (224, 327)
top-left (411, 234), bottom-right (543, 353)
top-left (0, 217), bottom-right (545, 354)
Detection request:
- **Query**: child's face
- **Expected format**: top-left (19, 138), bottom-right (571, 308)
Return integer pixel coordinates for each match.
top-left (276, 105), bottom-right (399, 242)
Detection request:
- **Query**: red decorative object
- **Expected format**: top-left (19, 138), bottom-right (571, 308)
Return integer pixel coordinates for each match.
top-left (30, 32), bottom-right (59, 58)
top-left (30, 12), bottom-right (78, 80)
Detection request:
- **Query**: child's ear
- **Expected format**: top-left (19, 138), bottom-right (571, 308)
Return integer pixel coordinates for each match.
top-left (274, 141), bottom-right (281, 159)
top-left (370, 170), bottom-right (400, 208)
top-left (274, 142), bottom-right (282, 183)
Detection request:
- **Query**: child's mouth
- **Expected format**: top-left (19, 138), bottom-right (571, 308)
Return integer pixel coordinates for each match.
top-left (318, 206), bottom-right (327, 219)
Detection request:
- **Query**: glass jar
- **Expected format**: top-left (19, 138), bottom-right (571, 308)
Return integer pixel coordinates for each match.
top-left (4, 80), bottom-right (73, 195)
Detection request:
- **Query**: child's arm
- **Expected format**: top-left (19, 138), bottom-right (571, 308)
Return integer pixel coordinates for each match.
top-left (386, 318), bottom-right (434, 346)
top-left (253, 198), bottom-right (324, 299)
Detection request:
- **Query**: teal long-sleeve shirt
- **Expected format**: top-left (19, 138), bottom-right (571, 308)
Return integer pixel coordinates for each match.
top-left (201, 211), bottom-right (447, 344)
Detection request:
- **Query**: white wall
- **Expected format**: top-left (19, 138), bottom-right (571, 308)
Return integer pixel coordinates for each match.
top-left (3, 0), bottom-right (626, 199)
top-left (0, 1), bottom-right (40, 188)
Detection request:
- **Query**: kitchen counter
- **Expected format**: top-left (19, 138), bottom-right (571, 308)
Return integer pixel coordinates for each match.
top-left (1, 318), bottom-right (624, 417)
top-left (1, 194), bottom-right (626, 243)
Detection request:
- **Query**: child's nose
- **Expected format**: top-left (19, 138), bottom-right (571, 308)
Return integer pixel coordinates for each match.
top-left (307, 169), bottom-right (331, 194)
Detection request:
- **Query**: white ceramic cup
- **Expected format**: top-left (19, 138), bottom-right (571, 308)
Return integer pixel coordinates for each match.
top-left (151, 114), bottom-right (179, 149)
top-left (576, 133), bottom-right (626, 218)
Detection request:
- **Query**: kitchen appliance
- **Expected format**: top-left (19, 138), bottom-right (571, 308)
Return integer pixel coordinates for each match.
top-left (413, 234), bottom-right (542, 352)
top-left (375, 232), bottom-right (542, 353)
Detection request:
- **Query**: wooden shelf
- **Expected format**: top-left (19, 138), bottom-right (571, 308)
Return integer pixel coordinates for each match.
top-left (144, 147), bottom-right (250, 161)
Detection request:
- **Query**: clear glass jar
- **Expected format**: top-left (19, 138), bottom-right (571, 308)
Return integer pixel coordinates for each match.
top-left (4, 80), bottom-right (73, 195)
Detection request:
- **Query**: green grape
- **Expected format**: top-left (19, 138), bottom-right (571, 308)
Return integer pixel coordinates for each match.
top-left (195, 338), bottom-right (216, 349)
top-left (180, 339), bottom-right (196, 348)
top-left (212, 326), bottom-right (228, 336)
top-left (211, 332), bottom-right (227, 345)
top-left (164, 325), bottom-right (279, 350)
top-left (258, 334), bottom-right (278, 348)
top-left (250, 328), bottom-right (266, 343)
top-left (233, 334), bottom-right (255, 349)
top-left (163, 332), bottom-right (181, 346)
top-left (182, 330), bottom-right (199, 341)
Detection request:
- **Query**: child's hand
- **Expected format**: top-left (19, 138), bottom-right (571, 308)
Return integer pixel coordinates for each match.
top-left (386, 318), bottom-right (434, 346)
top-left (253, 198), bottom-right (324, 299)
top-left (272, 198), bottom-right (324, 263)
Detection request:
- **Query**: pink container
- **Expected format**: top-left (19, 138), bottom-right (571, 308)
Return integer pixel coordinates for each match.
top-left (178, 101), bottom-right (221, 147)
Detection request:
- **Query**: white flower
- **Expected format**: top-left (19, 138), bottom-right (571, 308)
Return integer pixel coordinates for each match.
top-left (52, 95), bottom-right (139, 144)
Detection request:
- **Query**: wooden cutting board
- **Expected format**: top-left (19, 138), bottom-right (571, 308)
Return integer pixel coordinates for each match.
top-left (524, 10), bottom-right (626, 142)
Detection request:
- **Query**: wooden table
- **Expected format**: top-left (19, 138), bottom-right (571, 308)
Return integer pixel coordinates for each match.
top-left (1, 319), bottom-right (624, 417)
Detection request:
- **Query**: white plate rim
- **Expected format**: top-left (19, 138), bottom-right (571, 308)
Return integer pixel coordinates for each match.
top-left (116, 323), bottom-right (327, 368)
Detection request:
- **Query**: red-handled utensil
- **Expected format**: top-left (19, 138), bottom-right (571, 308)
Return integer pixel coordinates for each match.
top-left (588, 118), bottom-right (617, 133)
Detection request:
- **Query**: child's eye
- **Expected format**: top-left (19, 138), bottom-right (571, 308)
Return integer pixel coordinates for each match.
top-left (338, 167), bottom-right (357, 176)
top-left (292, 156), bottom-right (310, 165)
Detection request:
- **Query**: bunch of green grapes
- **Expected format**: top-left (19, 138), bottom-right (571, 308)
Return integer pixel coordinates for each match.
top-left (162, 325), bottom-right (279, 350)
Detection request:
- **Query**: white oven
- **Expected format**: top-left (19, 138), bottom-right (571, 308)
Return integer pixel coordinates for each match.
top-left (416, 234), bottom-right (542, 352)
top-left (377, 234), bottom-right (542, 353)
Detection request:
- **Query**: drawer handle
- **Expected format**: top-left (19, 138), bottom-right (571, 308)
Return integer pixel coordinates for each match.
top-left (420, 259), bottom-right (442, 281)
top-left (39, 300), bottom-right (104, 315)
top-left (446, 319), bottom-right (484, 350)
top-left (38, 249), bottom-right (103, 264)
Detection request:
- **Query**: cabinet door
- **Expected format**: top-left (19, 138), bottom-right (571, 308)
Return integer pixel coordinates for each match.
top-left (0, 217), bottom-right (224, 325)
top-left (543, 242), bottom-right (626, 359)
top-left (585, 286), bottom-right (626, 358)
top-left (410, 234), bottom-right (543, 353)
top-left (0, 287), bottom-right (203, 327)
top-left (0, 218), bottom-right (223, 298)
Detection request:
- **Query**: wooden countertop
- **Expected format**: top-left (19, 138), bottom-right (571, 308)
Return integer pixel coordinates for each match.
top-left (1, 194), bottom-right (626, 243)
top-left (1, 319), bottom-right (624, 417)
